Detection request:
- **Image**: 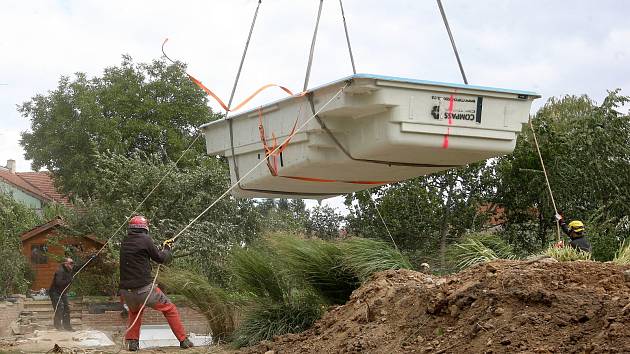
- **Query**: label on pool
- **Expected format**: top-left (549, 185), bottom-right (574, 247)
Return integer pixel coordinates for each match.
top-left (430, 95), bottom-right (483, 124)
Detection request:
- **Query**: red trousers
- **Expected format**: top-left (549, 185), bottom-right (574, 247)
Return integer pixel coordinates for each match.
top-left (123, 287), bottom-right (187, 341)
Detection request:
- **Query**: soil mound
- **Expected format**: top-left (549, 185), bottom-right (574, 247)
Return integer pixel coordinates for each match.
top-left (244, 259), bottom-right (630, 353)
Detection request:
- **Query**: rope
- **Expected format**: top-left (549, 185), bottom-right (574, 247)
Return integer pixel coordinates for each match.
top-left (369, 193), bottom-right (398, 251)
top-left (52, 133), bottom-right (202, 322)
top-left (436, 0), bottom-right (468, 84)
top-left (528, 117), bottom-right (561, 241)
top-left (338, 0), bottom-right (356, 74)
top-left (303, 0), bottom-right (324, 92)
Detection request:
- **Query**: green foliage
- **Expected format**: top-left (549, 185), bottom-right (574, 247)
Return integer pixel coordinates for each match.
top-left (270, 234), bottom-right (359, 304)
top-left (63, 152), bottom-right (262, 286)
top-left (229, 247), bottom-right (288, 302)
top-left (159, 267), bottom-right (236, 342)
top-left (544, 245), bottom-right (592, 262)
top-left (19, 55), bottom-right (217, 197)
top-left (0, 192), bottom-right (41, 296)
top-left (231, 292), bottom-right (323, 348)
top-left (340, 238), bottom-right (413, 281)
top-left (446, 233), bottom-right (518, 271)
top-left (306, 205), bottom-right (343, 240)
top-left (496, 91), bottom-right (630, 253)
top-left (345, 162), bottom-right (497, 271)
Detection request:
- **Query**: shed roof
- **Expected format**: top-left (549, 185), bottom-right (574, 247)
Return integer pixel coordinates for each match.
top-left (20, 217), bottom-right (105, 245)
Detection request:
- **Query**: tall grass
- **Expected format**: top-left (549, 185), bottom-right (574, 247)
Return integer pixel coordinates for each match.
top-left (544, 245), bottom-right (592, 261)
top-left (167, 233), bottom-right (416, 347)
top-left (340, 238), bottom-right (413, 281)
top-left (612, 240), bottom-right (630, 265)
top-left (159, 267), bottom-right (236, 342)
top-left (231, 292), bottom-right (323, 348)
top-left (229, 247), bottom-right (287, 302)
top-left (270, 235), bottom-right (359, 304)
top-left (447, 233), bottom-right (518, 271)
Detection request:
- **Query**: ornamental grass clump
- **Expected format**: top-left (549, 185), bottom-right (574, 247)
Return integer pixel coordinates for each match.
top-left (159, 267), bottom-right (236, 343)
top-left (231, 291), bottom-right (324, 348)
top-left (340, 237), bottom-right (413, 281)
top-left (613, 240), bottom-right (630, 265)
top-left (270, 235), bottom-right (359, 304)
top-left (446, 233), bottom-right (518, 271)
top-left (544, 244), bottom-right (592, 262)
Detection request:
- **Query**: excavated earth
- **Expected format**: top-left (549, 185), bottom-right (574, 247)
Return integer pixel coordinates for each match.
top-left (244, 259), bottom-right (630, 353)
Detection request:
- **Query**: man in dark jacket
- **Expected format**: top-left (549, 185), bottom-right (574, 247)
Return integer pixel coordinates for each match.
top-left (555, 214), bottom-right (592, 253)
top-left (119, 215), bottom-right (193, 351)
top-left (49, 257), bottom-right (76, 331)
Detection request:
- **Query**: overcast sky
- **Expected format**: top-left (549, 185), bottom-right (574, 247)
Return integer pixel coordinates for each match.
top-left (1, 0), bottom-right (629, 211)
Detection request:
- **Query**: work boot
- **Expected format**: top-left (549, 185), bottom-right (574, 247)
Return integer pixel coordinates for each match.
top-left (63, 326), bottom-right (75, 332)
top-left (127, 339), bottom-right (139, 352)
top-left (180, 337), bottom-right (194, 349)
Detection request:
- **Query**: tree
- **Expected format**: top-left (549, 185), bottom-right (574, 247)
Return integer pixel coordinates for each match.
top-left (65, 152), bottom-right (262, 286)
top-left (0, 192), bottom-right (40, 296)
top-left (306, 205), bottom-right (343, 240)
top-left (19, 56), bottom-right (218, 197)
top-left (345, 161), bottom-right (497, 271)
top-left (495, 91), bottom-right (630, 259)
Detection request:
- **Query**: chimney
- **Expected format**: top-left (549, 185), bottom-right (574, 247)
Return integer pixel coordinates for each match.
top-left (7, 159), bottom-right (16, 173)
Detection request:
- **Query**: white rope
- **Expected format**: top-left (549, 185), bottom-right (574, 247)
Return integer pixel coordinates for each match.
top-left (369, 192), bottom-right (399, 251)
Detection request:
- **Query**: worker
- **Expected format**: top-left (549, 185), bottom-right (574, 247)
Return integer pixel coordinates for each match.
top-left (119, 215), bottom-right (193, 351)
top-left (49, 254), bottom-right (95, 331)
top-left (555, 214), bottom-right (592, 253)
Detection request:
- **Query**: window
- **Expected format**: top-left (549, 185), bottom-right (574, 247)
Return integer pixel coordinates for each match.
top-left (31, 244), bottom-right (48, 264)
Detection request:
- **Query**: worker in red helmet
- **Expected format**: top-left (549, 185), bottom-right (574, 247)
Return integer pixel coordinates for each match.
top-left (119, 215), bottom-right (193, 351)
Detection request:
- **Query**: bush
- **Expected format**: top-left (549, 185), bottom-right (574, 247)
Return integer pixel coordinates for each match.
top-left (340, 237), bottom-right (413, 281)
top-left (446, 233), bottom-right (518, 271)
top-left (270, 234), bottom-right (358, 304)
top-left (231, 291), bottom-right (323, 348)
top-left (544, 245), bottom-right (592, 261)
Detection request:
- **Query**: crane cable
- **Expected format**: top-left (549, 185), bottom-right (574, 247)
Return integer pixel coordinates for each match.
top-left (436, 0), bottom-right (468, 84)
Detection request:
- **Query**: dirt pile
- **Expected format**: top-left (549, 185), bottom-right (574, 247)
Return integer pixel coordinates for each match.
top-left (245, 259), bottom-right (630, 353)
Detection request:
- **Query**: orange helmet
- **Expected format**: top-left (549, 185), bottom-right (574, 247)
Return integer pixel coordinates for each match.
top-left (128, 215), bottom-right (149, 231)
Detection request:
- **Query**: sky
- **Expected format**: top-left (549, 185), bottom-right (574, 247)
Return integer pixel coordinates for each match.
top-left (1, 0), bottom-right (629, 212)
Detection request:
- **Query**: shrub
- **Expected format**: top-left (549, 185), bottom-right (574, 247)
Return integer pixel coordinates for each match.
top-left (544, 245), bottom-right (592, 261)
top-left (340, 237), bottom-right (413, 281)
top-left (446, 233), bottom-right (518, 271)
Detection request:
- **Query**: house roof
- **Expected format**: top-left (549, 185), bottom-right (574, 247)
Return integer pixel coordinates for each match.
top-left (0, 170), bottom-right (71, 207)
top-left (20, 217), bottom-right (106, 245)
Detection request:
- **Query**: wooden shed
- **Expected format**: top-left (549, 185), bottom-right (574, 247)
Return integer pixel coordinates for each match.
top-left (20, 217), bottom-right (105, 291)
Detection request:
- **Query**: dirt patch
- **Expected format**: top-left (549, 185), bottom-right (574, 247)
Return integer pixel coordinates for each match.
top-left (244, 259), bottom-right (630, 353)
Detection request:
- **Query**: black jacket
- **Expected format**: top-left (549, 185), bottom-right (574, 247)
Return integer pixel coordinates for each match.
top-left (119, 229), bottom-right (172, 289)
top-left (559, 219), bottom-right (592, 253)
top-left (49, 264), bottom-right (75, 294)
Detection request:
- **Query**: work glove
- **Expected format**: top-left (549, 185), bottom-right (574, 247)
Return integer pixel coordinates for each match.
top-left (554, 213), bottom-right (563, 221)
top-left (162, 238), bottom-right (175, 250)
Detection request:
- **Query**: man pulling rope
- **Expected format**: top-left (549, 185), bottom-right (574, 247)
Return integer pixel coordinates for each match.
top-left (119, 215), bottom-right (193, 351)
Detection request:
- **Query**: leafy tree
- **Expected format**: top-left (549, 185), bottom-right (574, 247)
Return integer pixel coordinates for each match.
top-left (19, 55), bottom-right (217, 197)
top-left (496, 91), bottom-right (630, 259)
top-left (306, 205), bottom-right (343, 240)
top-left (345, 161), bottom-right (497, 271)
top-left (0, 192), bottom-right (40, 296)
top-left (64, 152), bottom-right (262, 286)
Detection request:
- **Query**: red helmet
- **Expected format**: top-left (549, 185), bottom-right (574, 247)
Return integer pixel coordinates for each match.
top-left (129, 215), bottom-right (149, 231)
